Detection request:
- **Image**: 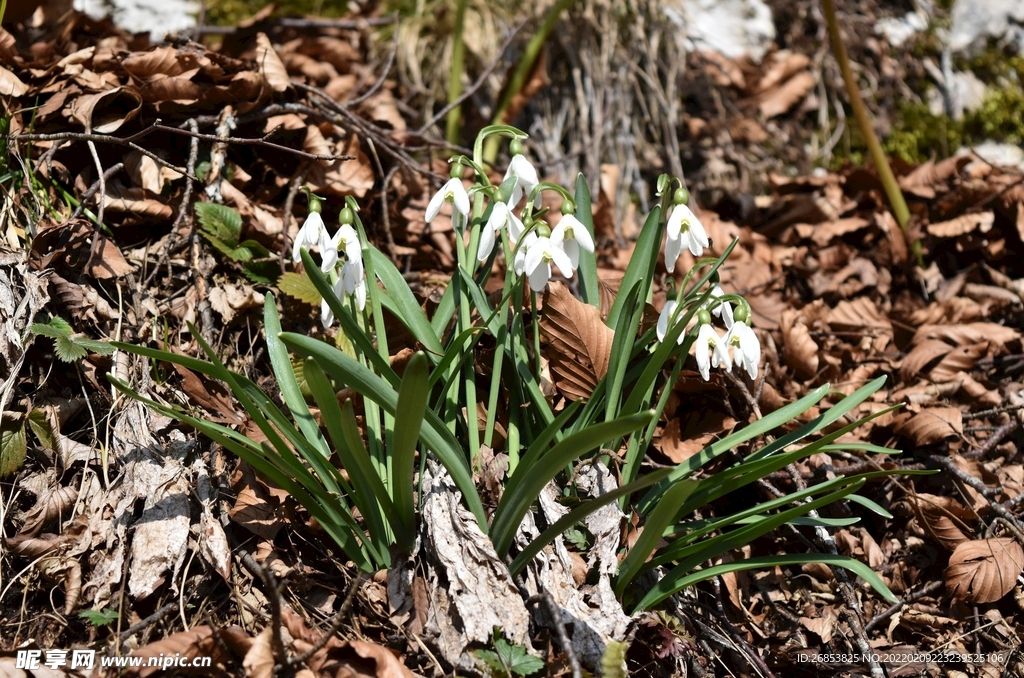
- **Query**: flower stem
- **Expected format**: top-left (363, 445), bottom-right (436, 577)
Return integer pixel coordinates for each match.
top-left (822, 0), bottom-right (919, 262)
top-left (445, 0), bottom-right (468, 144)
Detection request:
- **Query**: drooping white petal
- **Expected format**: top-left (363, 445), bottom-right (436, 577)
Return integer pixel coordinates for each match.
top-left (562, 238), bottom-right (580, 269)
top-left (450, 179), bottom-right (471, 218)
top-left (477, 222), bottom-right (496, 262)
top-left (665, 231), bottom-right (683, 273)
top-left (293, 212), bottom-right (325, 262)
top-left (657, 300), bottom-right (678, 342)
top-left (504, 154), bottom-right (540, 208)
top-left (528, 262), bottom-right (551, 292)
top-left (513, 232), bottom-right (537, 276)
top-left (548, 244), bottom-right (573, 278)
top-left (524, 240), bottom-right (546, 276)
top-left (727, 322), bottom-right (760, 380)
top-left (695, 324), bottom-right (716, 381)
top-left (425, 184), bottom-right (447, 223)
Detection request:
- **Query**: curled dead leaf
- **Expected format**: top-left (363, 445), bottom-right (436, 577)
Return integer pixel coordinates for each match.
top-left (927, 212), bottom-right (995, 238)
top-left (66, 86), bottom-right (143, 133)
top-left (0, 64), bottom-right (28, 97)
top-left (20, 485), bottom-right (78, 536)
top-left (911, 492), bottom-right (973, 550)
top-left (945, 538), bottom-right (1024, 604)
top-left (126, 625), bottom-right (241, 677)
top-left (894, 407), bottom-right (963, 445)
top-left (540, 282), bottom-right (614, 400)
top-left (780, 310), bottom-right (819, 380)
top-left (758, 71), bottom-right (815, 119)
top-left (255, 33), bottom-right (290, 93)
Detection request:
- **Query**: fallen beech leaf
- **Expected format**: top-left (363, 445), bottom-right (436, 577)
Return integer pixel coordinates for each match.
top-left (912, 492), bottom-right (973, 550)
top-left (780, 310), bottom-right (818, 380)
top-left (945, 538), bottom-right (1024, 604)
top-left (540, 282), bottom-right (614, 400)
top-left (19, 486), bottom-right (78, 536)
top-left (255, 33), bottom-right (290, 93)
top-left (911, 323), bottom-right (1019, 350)
top-left (927, 211), bottom-right (994, 238)
top-left (899, 156), bottom-right (971, 198)
top-left (757, 51), bottom-right (811, 93)
top-left (0, 64), bottom-right (28, 97)
top-left (127, 625), bottom-right (240, 677)
top-left (242, 628), bottom-right (275, 678)
top-left (758, 71), bottom-right (815, 119)
top-left (894, 407), bottom-right (962, 445)
top-left (66, 86), bottom-right (143, 133)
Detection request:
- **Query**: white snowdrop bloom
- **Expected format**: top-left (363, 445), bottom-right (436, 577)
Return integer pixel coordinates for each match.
top-left (664, 204), bottom-right (709, 273)
top-left (551, 214), bottom-right (594, 270)
top-left (725, 322), bottom-right (760, 380)
top-left (694, 323), bottom-right (732, 381)
top-left (708, 284), bottom-right (735, 328)
top-left (504, 154), bottom-right (541, 208)
top-left (292, 211), bottom-right (329, 263)
top-left (323, 223), bottom-right (362, 274)
top-left (320, 275), bottom-right (346, 328)
top-left (477, 201), bottom-right (523, 262)
top-left (657, 300), bottom-right (681, 344)
top-left (513, 230), bottom-right (538, 277)
top-left (523, 235), bottom-right (573, 292)
top-left (425, 177), bottom-right (470, 224)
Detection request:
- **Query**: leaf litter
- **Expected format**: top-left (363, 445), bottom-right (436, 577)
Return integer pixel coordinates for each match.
top-left (0, 3), bottom-right (1023, 677)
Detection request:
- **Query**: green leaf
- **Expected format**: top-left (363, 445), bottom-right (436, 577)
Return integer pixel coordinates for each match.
top-left (475, 637), bottom-right (544, 677)
top-left (27, 409), bottom-right (56, 450)
top-left (392, 352), bottom-right (429, 542)
top-left (633, 553), bottom-right (898, 612)
top-left (74, 338), bottom-right (115, 355)
top-left (278, 271), bottom-right (323, 305)
top-left (30, 317), bottom-right (72, 339)
top-left (79, 608), bottom-right (119, 627)
top-left (194, 202), bottom-right (242, 246)
top-left (606, 204), bottom-right (662, 328)
top-left (573, 173), bottom-right (600, 309)
top-left (369, 248), bottom-right (444, 356)
top-left (491, 411), bottom-right (655, 558)
top-left (0, 415), bottom-right (26, 478)
top-left (55, 336), bottom-right (87, 362)
top-left (243, 260), bottom-right (280, 285)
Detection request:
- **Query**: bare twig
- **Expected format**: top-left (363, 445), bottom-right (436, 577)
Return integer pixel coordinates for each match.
top-left (863, 580), bottom-right (943, 634)
top-left (8, 131), bottom-right (196, 180)
top-left (526, 590), bottom-right (581, 678)
top-left (68, 162), bottom-right (123, 223)
top-left (962, 419), bottom-right (1019, 459)
top-left (117, 601), bottom-right (179, 641)
top-left (290, 572), bottom-right (366, 665)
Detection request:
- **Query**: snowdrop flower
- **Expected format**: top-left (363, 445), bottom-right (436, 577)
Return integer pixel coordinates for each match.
top-left (323, 223), bottom-right (362, 274)
top-left (523, 233), bottom-right (573, 292)
top-left (504, 152), bottom-right (540, 209)
top-left (292, 210), bottom-right (330, 263)
top-left (665, 204), bottom-right (709, 273)
top-left (694, 322), bottom-right (731, 381)
top-left (426, 176), bottom-right (470, 224)
top-left (513, 230), bottom-right (538, 276)
top-left (551, 212), bottom-right (594, 270)
top-left (320, 261), bottom-right (367, 328)
top-left (725, 320), bottom-right (760, 380)
top-left (477, 201), bottom-right (523, 262)
top-left (657, 300), bottom-right (683, 344)
top-left (708, 284), bottom-right (734, 328)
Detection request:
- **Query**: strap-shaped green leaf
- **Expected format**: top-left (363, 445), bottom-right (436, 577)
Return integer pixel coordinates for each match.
top-left (369, 248), bottom-right (443, 356)
top-left (508, 468), bottom-right (672, 576)
top-left (392, 352), bottom-right (430, 542)
top-left (280, 332), bottom-right (487, 529)
top-left (491, 411), bottom-right (655, 557)
top-left (606, 204), bottom-right (661, 328)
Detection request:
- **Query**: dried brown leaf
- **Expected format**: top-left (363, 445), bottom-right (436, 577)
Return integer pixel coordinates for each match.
top-left (945, 538), bottom-right (1024, 604)
top-left (927, 211), bottom-right (995, 238)
top-left (540, 282), bottom-right (614, 400)
top-left (242, 628), bottom-right (275, 678)
top-left (911, 322), bottom-right (1019, 350)
top-left (0, 64), bottom-right (28, 97)
top-left (912, 492), bottom-right (973, 550)
top-left (758, 71), bottom-right (815, 119)
top-left (20, 486), bottom-right (78, 536)
top-left (780, 310), bottom-right (819, 379)
top-left (127, 625), bottom-right (240, 677)
top-left (255, 33), bottom-right (290, 93)
top-left (756, 51), bottom-right (811, 93)
top-left (899, 155), bottom-right (971, 198)
top-left (894, 407), bottom-right (963, 445)
top-left (65, 87), bottom-right (143, 134)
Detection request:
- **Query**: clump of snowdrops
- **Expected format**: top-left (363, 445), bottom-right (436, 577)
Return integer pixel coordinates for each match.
top-left (111, 124), bottom-right (908, 612)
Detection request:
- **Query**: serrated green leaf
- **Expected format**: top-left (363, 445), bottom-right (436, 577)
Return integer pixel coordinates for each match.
top-left (243, 260), bottom-right (280, 285)
top-left (75, 338), bottom-right (115, 355)
top-left (0, 415), bottom-right (27, 478)
top-left (278, 271), bottom-right (322, 305)
top-left (493, 638), bottom-right (544, 676)
top-left (30, 317), bottom-right (72, 339)
top-left (27, 409), bottom-right (56, 450)
top-left (79, 608), bottom-right (119, 627)
top-left (55, 336), bottom-right (87, 362)
top-left (194, 202), bottom-right (242, 244)
top-left (201, 232), bottom-right (242, 260)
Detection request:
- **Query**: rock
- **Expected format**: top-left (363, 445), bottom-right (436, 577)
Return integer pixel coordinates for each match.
top-left (950, 0), bottom-right (1024, 54)
top-left (875, 11), bottom-right (929, 48)
top-left (78, 0), bottom-right (198, 38)
top-left (959, 141), bottom-right (1024, 171)
top-left (664, 0), bottom-right (776, 63)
